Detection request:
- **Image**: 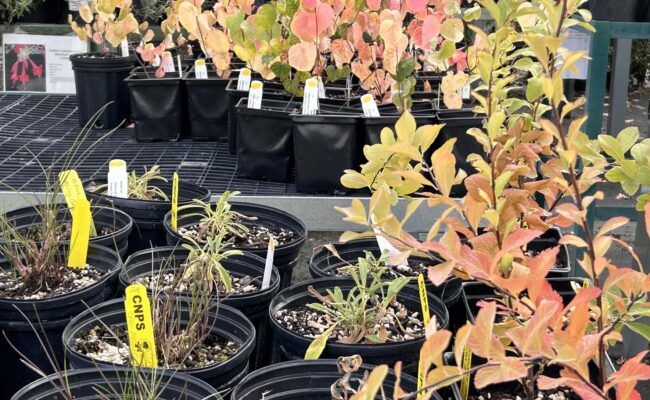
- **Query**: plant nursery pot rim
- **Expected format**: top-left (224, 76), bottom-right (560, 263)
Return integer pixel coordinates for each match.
top-left (269, 276), bottom-right (449, 350)
top-left (125, 72), bottom-right (183, 83)
top-left (0, 243), bottom-right (121, 304)
top-left (120, 245), bottom-right (282, 302)
top-left (63, 297), bottom-right (256, 375)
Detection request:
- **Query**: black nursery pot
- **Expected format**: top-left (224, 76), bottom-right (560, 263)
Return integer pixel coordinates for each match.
top-left (225, 79), bottom-right (287, 154)
top-left (163, 201), bottom-right (307, 286)
top-left (309, 238), bottom-right (463, 329)
top-left (184, 66), bottom-right (230, 141)
top-left (291, 112), bottom-right (360, 193)
top-left (232, 359), bottom-right (440, 400)
top-left (125, 72), bottom-right (183, 142)
top-left (461, 277), bottom-right (587, 324)
top-left (63, 298), bottom-right (256, 393)
top-left (269, 277), bottom-right (449, 373)
top-left (434, 109), bottom-right (484, 197)
top-left (2, 204), bottom-right (133, 258)
top-left (361, 103), bottom-right (437, 146)
top-left (0, 244), bottom-right (121, 400)
top-left (12, 368), bottom-right (218, 400)
top-left (71, 53), bottom-right (135, 129)
top-left (119, 246), bottom-right (280, 370)
top-left (589, 0), bottom-right (639, 22)
top-left (236, 98), bottom-right (301, 182)
top-left (84, 179), bottom-right (210, 255)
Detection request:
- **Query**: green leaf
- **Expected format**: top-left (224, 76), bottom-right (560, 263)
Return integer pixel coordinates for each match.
top-left (617, 127), bottom-right (639, 152)
top-left (362, 31), bottom-right (374, 44)
top-left (271, 61), bottom-right (291, 81)
top-left (526, 77), bottom-right (543, 102)
top-left (440, 18), bottom-right (463, 42)
top-left (396, 57), bottom-right (416, 82)
top-left (254, 4), bottom-right (276, 30)
top-left (625, 322), bottom-right (650, 341)
top-left (304, 325), bottom-right (336, 360)
top-left (598, 134), bottom-right (625, 161)
top-left (463, 5), bottom-right (481, 21)
top-left (604, 166), bottom-right (626, 183)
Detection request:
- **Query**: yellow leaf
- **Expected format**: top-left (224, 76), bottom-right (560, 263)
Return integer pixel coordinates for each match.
top-left (386, 143), bottom-right (422, 161)
top-left (340, 170), bottom-right (368, 189)
top-left (597, 216), bottom-right (629, 238)
top-left (304, 325), bottom-right (335, 359)
top-left (79, 4), bottom-right (93, 23)
top-left (425, 366), bottom-right (463, 391)
top-left (395, 111), bottom-right (416, 143)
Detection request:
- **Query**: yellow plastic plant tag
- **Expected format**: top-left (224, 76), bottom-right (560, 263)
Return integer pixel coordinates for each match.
top-left (460, 346), bottom-right (472, 400)
top-left (418, 274), bottom-right (430, 325)
top-left (171, 172), bottom-right (179, 232)
top-left (67, 198), bottom-right (91, 268)
top-left (59, 169), bottom-right (96, 237)
top-left (124, 284), bottom-right (158, 368)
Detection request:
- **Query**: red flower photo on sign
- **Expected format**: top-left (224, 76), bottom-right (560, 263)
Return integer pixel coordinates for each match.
top-left (4, 44), bottom-right (46, 92)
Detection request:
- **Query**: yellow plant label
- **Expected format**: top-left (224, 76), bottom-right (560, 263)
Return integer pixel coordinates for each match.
top-left (124, 284), bottom-right (158, 368)
top-left (418, 274), bottom-right (430, 325)
top-left (67, 198), bottom-right (91, 268)
top-left (460, 346), bottom-right (472, 400)
top-left (171, 172), bottom-right (179, 232)
top-left (59, 170), bottom-right (86, 210)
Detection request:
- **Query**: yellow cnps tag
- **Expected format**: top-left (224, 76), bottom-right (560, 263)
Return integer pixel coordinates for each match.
top-left (162, 51), bottom-right (172, 58)
top-left (250, 81), bottom-right (262, 90)
top-left (242, 68), bottom-right (251, 76)
top-left (171, 172), bottom-right (179, 232)
top-left (196, 59), bottom-right (206, 66)
top-left (417, 274), bottom-right (430, 325)
top-left (67, 198), bottom-right (91, 268)
top-left (60, 169), bottom-right (96, 237)
top-left (307, 79), bottom-right (317, 88)
top-left (145, 43), bottom-right (154, 50)
top-left (124, 284), bottom-right (158, 368)
top-left (460, 346), bottom-right (472, 399)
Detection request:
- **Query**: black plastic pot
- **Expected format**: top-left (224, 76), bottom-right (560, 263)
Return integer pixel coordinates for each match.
top-left (63, 298), bottom-right (256, 392)
top-left (84, 179), bottom-right (210, 255)
top-left (119, 246), bottom-right (280, 369)
top-left (362, 104), bottom-right (436, 147)
top-left (0, 244), bottom-right (121, 399)
top-left (236, 98), bottom-right (301, 182)
top-left (12, 367), bottom-right (219, 400)
top-left (461, 277), bottom-right (587, 324)
top-left (163, 201), bottom-right (307, 286)
top-left (589, 0), bottom-right (638, 22)
top-left (71, 53), bottom-right (135, 129)
top-left (434, 109), bottom-right (484, 197)
top-left (270, 277), bottom-right (449, 373)
top-left (309, 238), bottom-right (463, 329)
top-left (184, 66), bottom-right (230, 141)
top-left (225, 79), bottom-right (287, 155)
top-left (15, 0), bottom-right (64, 23)
top-left (232, 359), bottom-right (438, 400)
top-left (291, 113), bottom-right (360, 193)
top-left (3, 204), bottom-right (133, 258)
top-left (125, 72), bottom-right (183, 142)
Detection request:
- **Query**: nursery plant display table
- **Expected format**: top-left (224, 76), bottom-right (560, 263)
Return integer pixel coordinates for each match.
top-left (0, 93), bottom-right (453, 232)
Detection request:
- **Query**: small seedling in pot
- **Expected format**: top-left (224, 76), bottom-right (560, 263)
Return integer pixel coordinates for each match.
top-left (180, 235), bottom-right (243, 295)
top-left (94, 165), bottom-right (168, 201)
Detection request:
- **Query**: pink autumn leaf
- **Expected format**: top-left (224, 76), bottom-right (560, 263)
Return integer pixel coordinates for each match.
top-left (290, 4), bottom-right (334, 41)
top-left (288, 41), bottom-right (317, 72)
top-left (450, 49), bottom-right (468, 71)
top-left (367, 0), bottom-right (381, 11)
top-left (302, 0), bottom-right (317, 10)
top-left (155, 67), bottom-right (165, 78)
top-left (421, 15), bottom-right (442, 48)
top-left (406, 0), bottom-right (427, 13)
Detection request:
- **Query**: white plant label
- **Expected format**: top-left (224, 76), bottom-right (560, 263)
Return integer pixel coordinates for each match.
top-left (194, 59), bottom-right (208, 79)
top-left (460, 84), bottom-right (471, 99)
top-left (370, 214), bottom-right (404, 266)
top-left (176, 55), bottom-right (183, 78)
top-left (261, 239), bottom-right (275, 290)
top-left (391, 82), bottom-right (400, 97)
top-left (302, 77), bottom-right (319, 115)
top-left (317, 76), bottom-right (326, 99)
top-left (238, 68), bottom-right (252, 91)
top-left (248, 80), bottom-right (263, 109)
top-left (361, 94), bottom-right (380, 117)
top-left (120, 40), bottom-right (129, 57)
top-left (162, 52), bottom-right (175, 73)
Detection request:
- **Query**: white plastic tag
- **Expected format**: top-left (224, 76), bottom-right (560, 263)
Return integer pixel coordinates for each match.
top-left (162, 51), bottom-right (175, 73)
top-left (391, 82), bottom-right (400, 97)
top-left (194, 59), bottom-right (208, 79)
top-left (247, 80), bottom-right (263, 109)
top-left (460, 84), bottom-right (471, 99)
top-left (262, 239), bottom-right (275, 290)
top-left (238, 68), bottom-right (252, 91)
top-left (120, 40), bottom-right (129, 57)
top-left (177, 55), bottom-right (182, 78)
top-left (302, 77), bottom-right (319, 115)
top-left (317, 76), bottom-right (326, 99)
top-left (361, 94), bottom-right (380, 117)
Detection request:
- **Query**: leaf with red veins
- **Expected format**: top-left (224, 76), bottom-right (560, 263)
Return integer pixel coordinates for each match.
top-left (474, 358), bottom-right (529, 389)
top-left (331, 39), bottom-right (354, 69)
top-left (290, 3), bottom-right (334, 42)
top-left (607, 351), bottom-right (650, 400)
top-left (506, 300), bottom-right (559, 357)
top-left (467, 302), bottom-right (505, 360)
top-left (538, 370), bottom-right (604, 400)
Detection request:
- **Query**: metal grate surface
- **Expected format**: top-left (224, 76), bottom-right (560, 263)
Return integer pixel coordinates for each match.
top-left (0, 93), bottom-right (318, 196)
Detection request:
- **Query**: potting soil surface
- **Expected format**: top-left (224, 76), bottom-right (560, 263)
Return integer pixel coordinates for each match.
top-left (0, 94), bottom-right (361, 195)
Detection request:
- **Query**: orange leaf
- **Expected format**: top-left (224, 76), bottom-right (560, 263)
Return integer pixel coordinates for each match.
top-left (474, 358), bottom-right (528, 389)
top-left (467, 302), bottom-right (505, 360)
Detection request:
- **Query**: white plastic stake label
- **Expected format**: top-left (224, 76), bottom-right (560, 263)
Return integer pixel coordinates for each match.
top-left (177, 55), bottom-right (182, 78)
top-left (460, 84), bottom-right (471, 99)
top-left (361, 94), bottom-right (380, 117)
top-left (317, 76), bottom-right (326, 99)
top-left (302, 77), bottom-right (319, 115)
top-left (262, 239), bottom-right (275, 290)
top-left (371, 214), bottom-right (402, 258)
top-left (238, 68), bottom-right (251, 91)
top-left (194, 59), bottom-right (208, 79)
top-left (162, 51), bottom-right (175, 73)
top-left (247, 80), bottom-right (263, 109)
top-left (120, 40), bottom-right (129, 57)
